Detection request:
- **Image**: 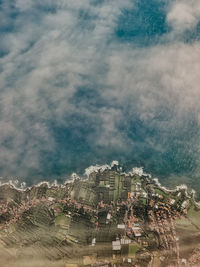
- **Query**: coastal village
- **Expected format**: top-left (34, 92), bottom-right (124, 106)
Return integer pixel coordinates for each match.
top-left (0, 163), bottom-right (200, 266)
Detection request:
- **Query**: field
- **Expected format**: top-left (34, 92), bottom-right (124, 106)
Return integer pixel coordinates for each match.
top-left (176, 206), bottom-right (200, 259)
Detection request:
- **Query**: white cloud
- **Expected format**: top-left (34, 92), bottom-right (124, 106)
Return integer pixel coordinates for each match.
top-left (167, 0), bottom-right (200, 33)
top-left (95, 107), bottom-right (127, 149)
top-left (0, 0), bottom-right (133, 177)
top-left (105, 41), bottom-right (200, 121)
top-left (1, 0), bottom-right (200, 181)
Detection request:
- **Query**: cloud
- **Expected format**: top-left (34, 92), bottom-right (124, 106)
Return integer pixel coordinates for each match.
top-left (0, 0), bottom-right (133, 178)
top-left (167, 0), bottom-right (200, 34)
top-left (0, 0), bottom-right (200, 187)
top-left (106, 42), bottom-right (200, 116)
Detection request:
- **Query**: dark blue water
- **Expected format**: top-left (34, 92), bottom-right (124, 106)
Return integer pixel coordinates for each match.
top-left (1, 0), bottom-right (200, 192)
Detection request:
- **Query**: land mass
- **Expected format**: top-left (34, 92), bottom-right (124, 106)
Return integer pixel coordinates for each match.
top-left (0, 164), bottom-right (200, 267)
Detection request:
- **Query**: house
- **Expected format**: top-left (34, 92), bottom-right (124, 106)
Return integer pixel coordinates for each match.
top-left (132, 227), bottom-right (142, 237)
top-left (121, 238), bottom-right (131, 244)
top-left (112, 240), bottom-right (121, 250)
top-left (170, 199), bottom-right (175, 205)
top-left (48, 197), bottom-right (54, 202)
top-left (117, 224), bottom-right (125, 229)
top-left (91, 238), bottom-right (96, 246)
top-left (142, 192), bottom-right (148, 198)
top-left (107, 213), bottom-right (111, 220)
top-left (181, 200), bottom-right (189, 209)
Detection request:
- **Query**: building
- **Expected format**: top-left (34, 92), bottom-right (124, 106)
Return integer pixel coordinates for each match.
top-left (132, 227), bottom-right (142, 237)
top-left (112, 240), bottom-right (121, 250)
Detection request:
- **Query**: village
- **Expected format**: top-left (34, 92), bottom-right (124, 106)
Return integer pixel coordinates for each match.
top-left (0, 165), bottom-right (200, 266)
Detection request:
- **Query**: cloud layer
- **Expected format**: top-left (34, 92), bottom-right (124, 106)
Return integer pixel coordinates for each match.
top-left (1, 0), bottom-right (200, 187)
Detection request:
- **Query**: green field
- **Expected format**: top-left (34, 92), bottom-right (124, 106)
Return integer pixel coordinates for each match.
top-left (128, 244), bottom-right (140, 258)
top-left (187, 205), bottom-right (200, 227)
top-left (54, 214), bottom-right (71, 227)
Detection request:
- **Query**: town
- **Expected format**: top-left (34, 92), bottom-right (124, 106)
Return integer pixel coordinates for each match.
top-left (0, 164), bottom-right (200, 267)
